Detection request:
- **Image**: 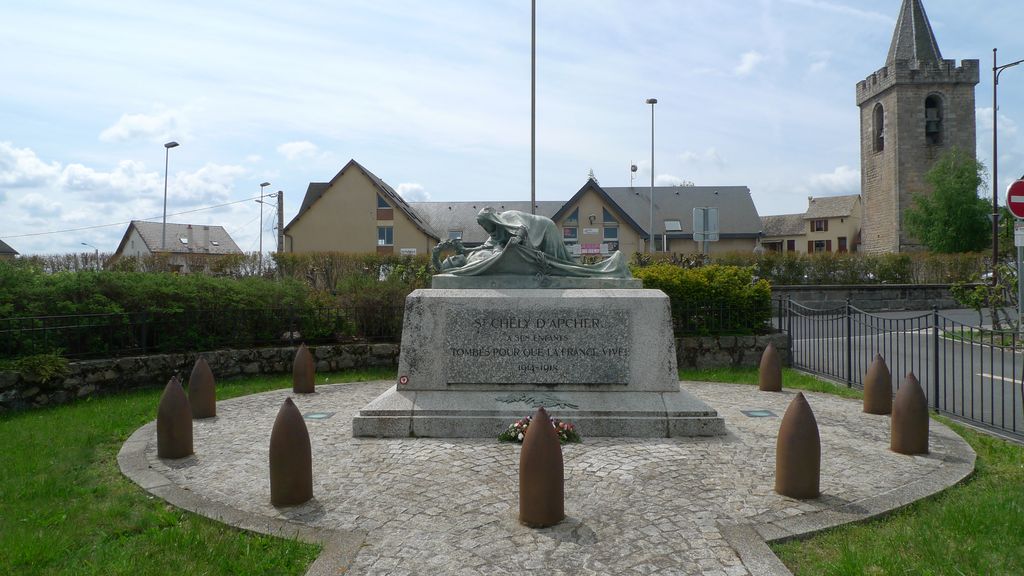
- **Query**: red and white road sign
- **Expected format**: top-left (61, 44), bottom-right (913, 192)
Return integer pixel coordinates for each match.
top-left (1008, 180), bottom-right (1024, 219)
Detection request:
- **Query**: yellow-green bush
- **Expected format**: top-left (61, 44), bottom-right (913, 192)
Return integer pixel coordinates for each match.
top-left (632, 263), bottom-right (771, 335)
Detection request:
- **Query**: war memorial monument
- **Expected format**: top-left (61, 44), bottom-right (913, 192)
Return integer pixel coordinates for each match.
top-left (353, 207), bottom-right (726, 437)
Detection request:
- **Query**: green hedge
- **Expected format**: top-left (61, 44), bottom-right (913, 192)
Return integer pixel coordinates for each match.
top-left (711, 251), bottom-right (984, 285)
top-left (632, 264), bottom-right (772, 335)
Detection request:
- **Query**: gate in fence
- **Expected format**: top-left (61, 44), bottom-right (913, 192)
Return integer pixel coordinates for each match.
top-left (779, 298), bottom-right (1024, 440)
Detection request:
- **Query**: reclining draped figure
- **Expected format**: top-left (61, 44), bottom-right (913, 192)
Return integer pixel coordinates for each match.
top-left (431, 207), bottom-right (631, 278)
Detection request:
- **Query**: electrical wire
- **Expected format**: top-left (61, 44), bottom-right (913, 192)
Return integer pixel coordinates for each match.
top-left (0, 195), bottom-right (262, 239)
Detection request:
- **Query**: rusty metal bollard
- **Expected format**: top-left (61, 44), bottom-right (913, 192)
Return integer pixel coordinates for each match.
top-left (775, 392), bottom-right (820, 499)
top-left (157, 374), bottom-right (193, 459)
top-left (269, 397), bottom-right (313, 507)
top-left (293, 343), bottom-right (315, 394)
top-left (519, 407), bottom-right (564, 528)
top-left (188, 356), bottom-right (216, 419)
top-left (863, 354), bottom-right (892, 415)
top-left (891, 372), bottom-right (929, 455)
top-left (759, 341), bottom-right (782, 392)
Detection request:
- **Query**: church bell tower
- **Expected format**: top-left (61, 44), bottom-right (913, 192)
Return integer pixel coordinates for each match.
top-left (856, 0), bottom-right (980, 253)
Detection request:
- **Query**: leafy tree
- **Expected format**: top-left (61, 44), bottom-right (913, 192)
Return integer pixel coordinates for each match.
top-left (904, 149), bottom-right (990, 253)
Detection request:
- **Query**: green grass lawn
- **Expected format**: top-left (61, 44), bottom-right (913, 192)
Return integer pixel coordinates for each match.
top-left (682, 367), bottom-right (1024, 576)
top-left (0, 367), bottom-right (395, 576)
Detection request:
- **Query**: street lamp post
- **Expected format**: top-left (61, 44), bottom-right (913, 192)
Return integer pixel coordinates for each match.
top-left (646, 98), bottom-right (657, 254)
top-left (81, 242), bottom-right (99, 271)
top-left (257, 182), bottom-right (271, 273)
top-left (993, 48), bottom-right (1024, 280)
top-left (162, 141), bottom-right (179, 251)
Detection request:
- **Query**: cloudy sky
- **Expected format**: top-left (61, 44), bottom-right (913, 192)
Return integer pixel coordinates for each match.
top-left (2, 0), bottom-right (1023, 255)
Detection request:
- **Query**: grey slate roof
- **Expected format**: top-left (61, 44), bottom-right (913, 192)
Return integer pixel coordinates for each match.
top-left (0, 238), bottom-right (17, 255)
top-left (886, 0), bottom-right (942, 66)
top-left (285, 159), bottom-right (439, 240)
top-left (760, 214), bottom-right (806, 238)
top-left (602, 186), bottom-right (762, 238)
top-left (115, 221), bottom-right (242, 255)
top-left (410, 201), bottom-right (563, 245)
top-left (804, 194), bottom-right (860, 220)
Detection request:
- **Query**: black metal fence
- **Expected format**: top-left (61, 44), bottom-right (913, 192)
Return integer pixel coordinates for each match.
top-left (0, 305), bottom-right (405, 360)
top-left (780, 298), bottom-right (1024, 440)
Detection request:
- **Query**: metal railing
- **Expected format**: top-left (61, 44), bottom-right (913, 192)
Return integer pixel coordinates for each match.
top-left (781, 298), bottom-right (1024, 440)
top-left (0, 305), bottom-right (405, 359)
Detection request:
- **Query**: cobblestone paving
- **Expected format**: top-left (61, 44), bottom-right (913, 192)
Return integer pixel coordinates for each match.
top-left (143, 381), bottom-right (964, 575)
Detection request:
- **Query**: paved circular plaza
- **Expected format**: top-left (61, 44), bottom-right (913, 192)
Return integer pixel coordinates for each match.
top-left (119, 380), bottom-right (974, 576)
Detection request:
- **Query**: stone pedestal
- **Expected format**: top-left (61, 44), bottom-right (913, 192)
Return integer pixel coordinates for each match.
top-left (353, 288), bottom-right (726, 438)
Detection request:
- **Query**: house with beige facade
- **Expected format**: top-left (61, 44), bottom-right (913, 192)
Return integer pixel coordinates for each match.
top-left (760, 194), bottom-right (862, 253)
top-left (283, 159), bottom-right (439, 256)
top-left (111, 221), bottom-right (242, 273)
top-left (284, 161), bottom-right (764, 257)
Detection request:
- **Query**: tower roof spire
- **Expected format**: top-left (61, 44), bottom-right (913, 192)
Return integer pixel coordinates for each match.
top-left (886, 0), bottom-right (942, 66)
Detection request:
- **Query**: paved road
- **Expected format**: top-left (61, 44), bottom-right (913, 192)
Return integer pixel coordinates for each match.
top-left (784, 307), bottom-right (1024, 440)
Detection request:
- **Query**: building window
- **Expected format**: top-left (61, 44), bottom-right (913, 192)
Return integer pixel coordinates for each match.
top-left (563, 227), bottom-right (578, 243)
top-left (448, 230), bottom-right (462, 240)
top-left (838, 236), bottom-right (848, 253)
top-left (873, 103), bottom-right (884, 152)
top-left (763, 241), bottom-right (782, 252)
top-left (925, 94), bottom-right (943, 146)
top-left (811, 219), bottom-right (828, 232)
top-left (564, 207), bottom-right (579, 225)
top-left (786, 239), bottom-right (795, 252)
top-left (376, 195), bottom-right (393, 220)
top-left (808, 240), bottom-right (832, 253)
top-left (653, 234), bottom-right (664, 252)
top-left (377, 226), bottom-right (393, 246)
top-left (602, 207), bottom-right (617, 224)
top-left (603, 226), bottom-right (618, 241)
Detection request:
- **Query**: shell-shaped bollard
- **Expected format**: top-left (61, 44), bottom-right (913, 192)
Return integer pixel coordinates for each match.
top-left (775, 392), bottom-right (820, 499)
top-left (188, 356), bottom-right (217, 419)
top-left (519, 407), bottom-right (565, 528)
top-left (891, 372), bottom-right (929, 455)
top-left (269, 397), bottom-right (313, 507)
top-left (759, 341), bottom-right (782, 392)
top-left (292, 344), bottom-right (315, 394)
top-left (157, 374), bottom-right (193, 459)
top-left (863, 354), bottom-right (892, 415)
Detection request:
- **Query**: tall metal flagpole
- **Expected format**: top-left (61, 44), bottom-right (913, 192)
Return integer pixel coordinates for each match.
top-left (531, 0), bottom-right (536, 214)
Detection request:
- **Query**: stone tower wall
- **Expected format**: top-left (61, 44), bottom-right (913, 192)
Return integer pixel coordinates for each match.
top-left (857, 59), bottom-right (979, 253)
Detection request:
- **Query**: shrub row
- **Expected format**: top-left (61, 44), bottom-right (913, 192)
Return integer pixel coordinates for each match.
top-left (634, 251), bottom-right (986, 285)
top-left (632, 264), bottom-right (772, 335)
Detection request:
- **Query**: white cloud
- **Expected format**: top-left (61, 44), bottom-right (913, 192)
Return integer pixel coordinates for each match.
top-left (805, 165), bottom-right (860, 195)
top-left (17, 192), bottom-right (63, 218)
top-left (60, 160), bottom-right (160, 201)
top-left (277, 141), bottom-right (320, 161)
top-left (174, 163), bottom-right (248, 203)
top-left (0, 142), bottom-right (61, 187)
top-left (99, 108), bottom-right (187, 143)
top-left (977, 107), bottom-right (1018, 137)
top-left (396, 182), bottom-right (431, 202)
top-left (734, 51), bottom-right (765, 77)
top-left (679, 147), bottom-right (725, 167)
top-left (780, 0), bottom-right (891, 23)
top-left (808, 51), bottom-right (831, 73)
top-left (655, 174), bottom-right (695, 187)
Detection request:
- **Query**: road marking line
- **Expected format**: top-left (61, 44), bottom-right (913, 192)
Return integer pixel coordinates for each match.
top-left (977, 373), bottom-right (1021, 384)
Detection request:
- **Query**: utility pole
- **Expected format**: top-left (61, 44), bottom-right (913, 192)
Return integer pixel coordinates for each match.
top-left (276, 190), bottom-right (285, 253)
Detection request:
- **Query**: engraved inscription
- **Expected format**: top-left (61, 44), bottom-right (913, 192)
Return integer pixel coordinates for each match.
top-left (495, 393), bottom-right (579, 410)
top-left (446, 308), bottom-right (629, 384)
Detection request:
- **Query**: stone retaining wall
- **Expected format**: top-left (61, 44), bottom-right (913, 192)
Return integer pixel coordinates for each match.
top-left (772, 284), bottom-right (960, 311)
top-left (0, 343), bottom-right (400, 412)
top-left (676, 332), bottom-right (789, 370)
top-left (1, 333), bottom-right (788, 411)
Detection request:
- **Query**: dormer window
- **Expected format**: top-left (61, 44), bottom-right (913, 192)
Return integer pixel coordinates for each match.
top-left (664, 219), bottom-right (682, 232)
top-left (210, 240), bottom-right (220, 247)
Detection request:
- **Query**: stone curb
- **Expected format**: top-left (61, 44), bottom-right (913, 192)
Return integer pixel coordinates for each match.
top-left (717, 400), bottom-right (976, 576)
top-left (117, 421), bottom-right (368, 576)
top-left (118, 382), bottom-right (977, 576)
